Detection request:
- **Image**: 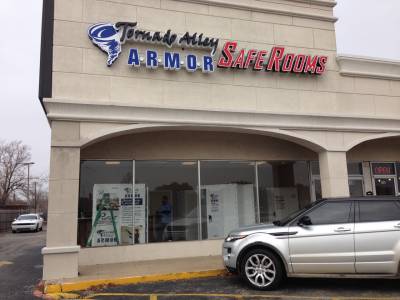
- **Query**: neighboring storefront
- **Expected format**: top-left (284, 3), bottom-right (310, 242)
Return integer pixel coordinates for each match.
top-left (39, 0), bottom-right (400, 280)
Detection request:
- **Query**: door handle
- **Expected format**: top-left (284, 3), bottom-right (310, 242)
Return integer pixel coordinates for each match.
top-left (394, 224), bottom-right (400, 229)
top-left (334, 227), bottom-right (351, 233)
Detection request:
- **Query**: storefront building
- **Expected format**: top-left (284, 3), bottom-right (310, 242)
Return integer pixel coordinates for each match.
top-left (39, 0), bottom-right (400, 280)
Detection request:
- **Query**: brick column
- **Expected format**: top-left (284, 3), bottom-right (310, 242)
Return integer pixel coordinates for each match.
top-left (42, 122), bottom-right (80, 280)
top-left (318, 151), bottom-right (350, 198)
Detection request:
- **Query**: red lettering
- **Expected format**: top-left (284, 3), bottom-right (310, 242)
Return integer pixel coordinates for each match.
top-left (293, 54), bottom-right (306, 73)
top-left (244, 49), bottom-right (257, 69)
top-left (217, 41), bottom-right (237, 68)
top-left (316, 56), bottom-right (328, 74)
top-left (374, 166), bottom-right (393, 175)
top-left (253, 50), bottom-right (267, 71)
top-left (304, 55), bottom-right (318, 74)
top-left (232, 49), bottom-right (246, 69)
top-left (281, 54), bottom-right (295, 72)
top-left (266, 47), bottom-right (285, 71)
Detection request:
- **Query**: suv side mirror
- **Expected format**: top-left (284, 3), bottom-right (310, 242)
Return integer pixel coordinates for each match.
top-left (298, 215), bottom-right (312, 227)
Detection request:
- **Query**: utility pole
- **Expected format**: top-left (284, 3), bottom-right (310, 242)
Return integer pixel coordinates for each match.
top-left (34, 182), bottom-right (37, 213)
top-left (23, 162), bottom-right (35, 208)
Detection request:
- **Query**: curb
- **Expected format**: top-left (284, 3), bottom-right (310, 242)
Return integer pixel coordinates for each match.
top-left (44, 269), bottom-right (227, 294)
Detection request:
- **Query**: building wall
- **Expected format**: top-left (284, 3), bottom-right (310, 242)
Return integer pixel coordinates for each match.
top-left (49, 0), bottom-right (399, 120)
top-left (79, 238), bottom-right (223, 266)
top-left (81, 130), bottom-right (317, 160)
top-left (347, 137), bottom-right (400, 162)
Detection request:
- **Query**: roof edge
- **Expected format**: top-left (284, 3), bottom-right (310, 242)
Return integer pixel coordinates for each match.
top-left (337, 54), bottom-right (400, 81)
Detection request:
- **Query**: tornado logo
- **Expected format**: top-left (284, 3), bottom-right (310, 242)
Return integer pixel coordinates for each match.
top-left (88, 23), bottom-right (121, 66)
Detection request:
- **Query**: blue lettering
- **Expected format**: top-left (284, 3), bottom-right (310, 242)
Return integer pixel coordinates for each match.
top-left (202, 56), bottom-right (214, 73)
top-left (127, 48), bottom-right (140, 66)
top-left (186, 54), bottom-right (197, 72)
top-left (164, 52), bottom-right (180, 70)
top-left (146, 50), bottom-right (158, 69)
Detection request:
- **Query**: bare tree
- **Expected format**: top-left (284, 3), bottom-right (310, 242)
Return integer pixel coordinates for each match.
top-left (0, 140), bottom-right (31, 206)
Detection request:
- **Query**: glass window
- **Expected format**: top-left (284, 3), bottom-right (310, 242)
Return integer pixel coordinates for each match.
top-left (18, 215), bottom-right (37, 220)
top-left (313, 178), bottom-right (322, 201)
top-left (258, 161), bottom-right (311, 223)
top-left (135, 161), bottom-right (199, 243)
top-left (349, 179), bottom-right (364, 197)
top-left (359, 201), bottom-right (400, 222)
top-left (305, 201), bottom-right (353, 225)
top-left (79, 161), bottom-right (133, 247)
top-left (200, 161), bottom-right (256, 239)
top-left (347, 162), bottom-right (363, 175)
top-left (310, 161), bottom-right (320, 175)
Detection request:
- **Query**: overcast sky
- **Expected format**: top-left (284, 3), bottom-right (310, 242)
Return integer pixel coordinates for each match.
top-left (0, 0), bottom-right (399, 178)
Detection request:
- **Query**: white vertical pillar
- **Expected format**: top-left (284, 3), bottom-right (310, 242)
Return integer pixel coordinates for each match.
top-left (319, 151), bottom-right (350, 198)
top-left (42, 122), bottom-right (81, 280)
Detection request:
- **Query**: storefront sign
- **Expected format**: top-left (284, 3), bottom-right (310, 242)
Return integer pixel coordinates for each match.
top-left (372, 163), bottom-right (395, 175)
top-left (88, 22), bottom-right (327, 75)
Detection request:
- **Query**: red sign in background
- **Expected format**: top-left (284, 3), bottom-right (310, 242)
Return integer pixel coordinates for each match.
top-left (372, 163), bottom-right (395, 175)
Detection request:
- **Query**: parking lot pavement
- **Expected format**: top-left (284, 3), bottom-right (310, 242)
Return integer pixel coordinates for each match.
top-left (73, 275), bottom-right (400, 300)
top-left (0, 229), bottom-right (46, 299)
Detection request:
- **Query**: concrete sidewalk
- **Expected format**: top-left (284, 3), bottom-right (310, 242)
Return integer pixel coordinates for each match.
top-left (45, 255), bottom-right (226, 293)
top-left (77, 255), bottom-right (224, 281)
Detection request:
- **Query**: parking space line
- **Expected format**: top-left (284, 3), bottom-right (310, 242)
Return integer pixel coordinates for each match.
top-left (81, 292), bottom-right (400, 300)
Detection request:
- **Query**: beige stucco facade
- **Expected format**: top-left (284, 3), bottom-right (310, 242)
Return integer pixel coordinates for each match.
top-left (41, 0), bottom-right (400, 281)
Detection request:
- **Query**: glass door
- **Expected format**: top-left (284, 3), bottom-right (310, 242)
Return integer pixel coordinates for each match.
top-left (371, 162), bottom-right (398, 196)
top-left (374, 177), bottom-right (397, 196)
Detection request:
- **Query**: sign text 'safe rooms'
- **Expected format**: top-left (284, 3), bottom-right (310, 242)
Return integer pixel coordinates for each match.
top-left (88, 22), bottom-right (328, 75)
top-left (217, 41), bottom-right (327, 75)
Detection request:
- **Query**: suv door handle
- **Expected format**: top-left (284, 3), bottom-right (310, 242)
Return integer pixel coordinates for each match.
top-left (334, 227), bottom-right (351, 232)
top-left (394, 224), bottom-right (400, 229)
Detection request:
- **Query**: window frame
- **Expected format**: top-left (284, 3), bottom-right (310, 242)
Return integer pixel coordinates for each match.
top-left (356, 200), bottom-right (400, 223)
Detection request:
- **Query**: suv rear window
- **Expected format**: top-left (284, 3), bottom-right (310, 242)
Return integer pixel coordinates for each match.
top-left (359, 200), bottom-right (400, 222)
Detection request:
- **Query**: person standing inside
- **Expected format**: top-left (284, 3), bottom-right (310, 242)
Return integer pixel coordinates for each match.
top-left (157, 196), bottom-right (172, 241)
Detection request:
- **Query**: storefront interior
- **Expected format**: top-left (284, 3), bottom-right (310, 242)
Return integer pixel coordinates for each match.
top-left (77, 131), bottom-right (400, 249)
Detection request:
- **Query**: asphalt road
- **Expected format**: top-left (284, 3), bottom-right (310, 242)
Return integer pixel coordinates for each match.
top-left (78, 275), bottom-right (400, 300)
top-left (0, 229), bottom-right (46, 300)
top-left (1, 229), bottom-right (399, 300)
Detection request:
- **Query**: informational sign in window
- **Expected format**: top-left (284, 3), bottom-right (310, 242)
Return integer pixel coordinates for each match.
top-left (87, 183), bottom-right (147, 247)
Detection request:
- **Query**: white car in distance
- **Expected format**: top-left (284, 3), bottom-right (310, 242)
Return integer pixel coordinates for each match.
top-left (11, 213), bottom-right (43, 233)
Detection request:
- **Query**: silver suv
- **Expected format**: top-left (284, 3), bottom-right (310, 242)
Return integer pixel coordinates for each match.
top-left (222, 197), bottom-right (400, 290)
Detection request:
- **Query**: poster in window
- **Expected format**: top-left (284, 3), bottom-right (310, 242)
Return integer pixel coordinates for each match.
top-left (91, 184), bottom-right (123, 247)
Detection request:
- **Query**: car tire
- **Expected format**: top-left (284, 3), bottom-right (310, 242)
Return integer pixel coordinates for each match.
top-left (12, 230), bottom-right (16, 233)
top-left (35, 225), bottom-right (39, 232)
top-left (240, 248), bottom-right (285, 290)
top-left (40, 226), bottom-right (43, 231)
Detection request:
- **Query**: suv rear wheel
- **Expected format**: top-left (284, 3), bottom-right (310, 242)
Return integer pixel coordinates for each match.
top-left (240, 248), bottom-right (284, 290)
